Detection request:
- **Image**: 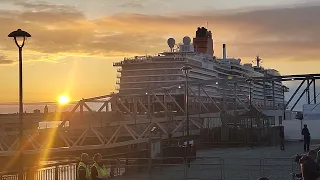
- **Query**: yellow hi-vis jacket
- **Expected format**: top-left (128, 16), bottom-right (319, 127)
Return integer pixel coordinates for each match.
top-left (77, 162), bottom-right (91, 180)
top-left (92, 162), bottom-right (108, 179)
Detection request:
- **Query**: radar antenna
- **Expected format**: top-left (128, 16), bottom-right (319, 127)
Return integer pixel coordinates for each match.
top-left (167, 38), bottom-right (176, 52)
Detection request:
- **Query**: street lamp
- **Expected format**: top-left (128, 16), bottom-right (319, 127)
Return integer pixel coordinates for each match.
top-left (180, 65), bottom-right (192, 158)
top-left (148, 126), bottom-right (160, 180)
top-left (8, 29), bottom-right (31, 180)
top-left (245, 78), bottom-right (253, 107)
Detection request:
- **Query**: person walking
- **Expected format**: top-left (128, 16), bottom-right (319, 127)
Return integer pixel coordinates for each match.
top-left (302, 124), bottom-right (311, 152)
top-left (77, 153), bottom-right (91, 180)
top-left (279, 126), bottom-right (285, 150)
top-left (91, 153), bottom-right (108, 180)
top-left (300, 150), bottom-right (320, 180)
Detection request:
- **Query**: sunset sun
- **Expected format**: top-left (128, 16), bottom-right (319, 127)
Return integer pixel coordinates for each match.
top-left (58, 95), bottom-right (70, 105)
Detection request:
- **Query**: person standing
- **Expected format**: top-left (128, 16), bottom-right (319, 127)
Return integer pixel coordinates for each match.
top-left (91, 153), bottom-right (108, 180)
top-left (302, 124), bottom-right (311, 152)
top-left (77, 153), bottom-right (91, 180)
top-left (279, 126), bottom-right (285, 150)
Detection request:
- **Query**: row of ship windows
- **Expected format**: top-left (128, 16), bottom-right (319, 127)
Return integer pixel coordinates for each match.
top-left (120, 74), bottom-right (233, 83)
top-left (116, 89), bottom-right (283, 104)
top-left (118, 81), bottom-right (285, 96)
top-left (231, 66), bottom-right (250, 74)
top-left (119, 82), bottom-right (180, 89)
top-left (120, 70), bottom-right (284, 88)
top-left (116, 95), bottom-right (283, 108)
top-left (122, 63), bottom-right (183, 70)
top-left (120, 59), bottom-right (258, 78)
top-left (119, 70), bottom-right (217, 81)
top-left (121, 69), bottom-right (180, 76)
top-left (252, 87), bottom-right (284, 93)
top-left (119, 86), bottom-right (221, 95)
top-left (118, 81), bottom-right (283, 97)
top-left (120, 62), bottom-right (250, 80)
top-left (252, 95), bottom-right (284, 100)
top-left (118, 88), bottom-right (283, 102)
top-left (253, 88), bottom-right (284, 95)
top-left (120, 68), bottom-right (218, 80)
top-left (120, 75), bottom-right (182, 83)
top-left (120, 62), bottom-right (284, 87)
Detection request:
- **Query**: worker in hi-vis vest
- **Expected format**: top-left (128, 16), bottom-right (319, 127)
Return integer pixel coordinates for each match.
top-left (77, 153), bottom-right (91, 180)
top-left (91, 153), bottom-right (108, 180)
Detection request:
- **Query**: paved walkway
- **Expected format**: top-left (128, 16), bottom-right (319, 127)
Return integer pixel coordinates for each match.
top-left (116, 141), bottom-right (317, 180)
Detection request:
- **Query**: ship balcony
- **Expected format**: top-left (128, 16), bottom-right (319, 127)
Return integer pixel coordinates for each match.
top-left (117, 68), bottom-right (122, 72)
top-left (117, 74), bottom-right (121, 78)
top-left (115, 86), bottom-right (120, 90)
top-left (116, 80), bottom-right (120, 84)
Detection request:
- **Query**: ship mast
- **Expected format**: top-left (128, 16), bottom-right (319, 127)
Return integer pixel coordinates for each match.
top-left (255, 55), bottom-right (262, 68)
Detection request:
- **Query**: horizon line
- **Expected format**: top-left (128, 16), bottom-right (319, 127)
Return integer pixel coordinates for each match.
top-left (0, 101), bottom-right (79, 106)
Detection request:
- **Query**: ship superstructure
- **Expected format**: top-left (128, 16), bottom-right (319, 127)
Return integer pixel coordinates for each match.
top-left (113, 27), bottom-right (288, 112)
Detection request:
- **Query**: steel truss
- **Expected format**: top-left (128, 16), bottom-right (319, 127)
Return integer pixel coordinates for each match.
top-left (0, 78), bottom-right (253, 156)
top-left (2, 74), bottom-right (317, 156)
top-left (278, 75), bottom-right (319, 111)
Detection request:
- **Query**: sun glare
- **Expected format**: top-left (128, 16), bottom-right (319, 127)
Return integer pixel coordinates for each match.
top-left (59, 95), bottom-right (70, 105)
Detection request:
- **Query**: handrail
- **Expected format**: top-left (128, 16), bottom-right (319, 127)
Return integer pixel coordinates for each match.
top-left (0, 156), bottom-right (298, 180)
top-left (0, 149), bottom-right (150, 176)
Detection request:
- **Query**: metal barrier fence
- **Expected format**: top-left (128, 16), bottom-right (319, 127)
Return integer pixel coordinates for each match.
top-left (0, 157), bottom-right (300, 180)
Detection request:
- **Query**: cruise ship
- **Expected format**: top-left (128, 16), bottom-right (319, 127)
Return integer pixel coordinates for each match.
top-left (113, 27), bottom-right (289, 118)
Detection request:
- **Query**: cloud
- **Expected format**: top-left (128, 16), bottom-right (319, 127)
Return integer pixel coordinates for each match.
top-left (0, 0), bottom-right (21, 3)
top-left (14, 1), bottom-right (76, 11)
top-left (119, 0), bottom-right (145, 8)
top-left (91, 5), bottom-right (320, 62)
top-left (1, 1), bottom-right (320, 64)
top-left (0, 55), bottom-right (14, 64)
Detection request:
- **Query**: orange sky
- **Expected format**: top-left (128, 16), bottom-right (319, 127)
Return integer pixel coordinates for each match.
top-left (1, 0), bottom-right (320, 103)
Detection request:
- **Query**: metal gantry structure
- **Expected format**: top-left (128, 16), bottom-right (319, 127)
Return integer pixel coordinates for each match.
top-left (252, 74), bottom-right (320, 111)
top-left (0, 74), bottom-right (318, 157)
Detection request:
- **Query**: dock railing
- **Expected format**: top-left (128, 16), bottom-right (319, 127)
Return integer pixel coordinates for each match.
top-left (0, 156), bottom-right (299, 180)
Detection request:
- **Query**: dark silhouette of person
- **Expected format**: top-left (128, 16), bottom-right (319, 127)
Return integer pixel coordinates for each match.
top-left (77, 153), bottom-right (90, 180)
top-left (292, 154), bottom-right (303, 179)
top-left (300, 150), bottom-right (320, 180)
top-left (44, 105), bottom-right (48, 114)
top-left (301, 124), bottom-right (311, 152)
top-left (91, 153), bottom-right (108, 180)
top-left (279, 126), bottom-right (285, 150)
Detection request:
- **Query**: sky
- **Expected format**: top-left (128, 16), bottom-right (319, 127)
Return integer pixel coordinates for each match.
top-left (0, 0), bottom-right (320, 111)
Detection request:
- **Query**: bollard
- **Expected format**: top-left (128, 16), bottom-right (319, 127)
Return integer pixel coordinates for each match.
top-left (125, 157), bottom-right (128, 173)
top-left (54, 166), bottom-right (59, 180)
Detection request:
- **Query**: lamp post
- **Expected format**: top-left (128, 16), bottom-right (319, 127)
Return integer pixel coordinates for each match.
top-left (8, 29), bottom-right (31, 180)
top-left (245, 78), bottom-right (253, 107)
top-left (181, 65), bottom-right (192, 157)
top-left (148, 126), bottom-right (159, 180)
top-left (282, 85), bottom-right (286, 122)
